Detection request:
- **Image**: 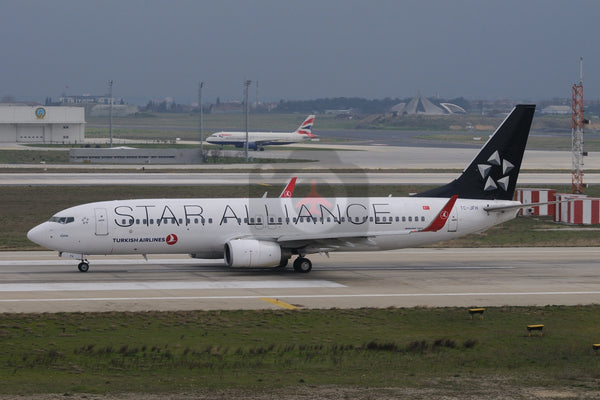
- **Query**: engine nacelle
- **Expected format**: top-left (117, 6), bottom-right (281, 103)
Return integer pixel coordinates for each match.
top-left (225, 239), bottom-right (283, 268)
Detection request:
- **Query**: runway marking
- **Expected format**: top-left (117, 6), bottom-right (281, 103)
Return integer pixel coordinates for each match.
top-left (2, 291), bottom-right (600, 303)
top-left (0, 280), bottom-right (345, 292)
top-left (259, 297), bottom-right (299, 310)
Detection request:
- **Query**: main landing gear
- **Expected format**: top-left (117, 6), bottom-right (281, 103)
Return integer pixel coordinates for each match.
top-left (78, 260), bottom-right (90, 272)
top-left (293, 257), bottom-right (312, 273)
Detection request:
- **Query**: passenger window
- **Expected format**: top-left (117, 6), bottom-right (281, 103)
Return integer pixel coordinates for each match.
top-left (408, 217), bottom-right (412, 222)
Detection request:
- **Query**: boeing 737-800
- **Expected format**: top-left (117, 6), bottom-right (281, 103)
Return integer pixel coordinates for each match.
top-left (28, 105), bottom-right (536, 273)
top-left (206, 115), bottom-right (316, 150)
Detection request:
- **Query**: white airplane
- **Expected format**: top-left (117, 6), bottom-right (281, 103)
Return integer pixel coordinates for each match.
top-left (28, 105), bottom-right (536, 273)
top-left (206, 115), bottom-right (317, 151)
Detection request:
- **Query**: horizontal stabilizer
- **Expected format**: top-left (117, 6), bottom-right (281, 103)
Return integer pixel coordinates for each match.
top-left (484, 200), bottom-right (567, 212)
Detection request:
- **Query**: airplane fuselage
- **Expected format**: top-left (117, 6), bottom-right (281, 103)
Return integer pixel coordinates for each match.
top-left (206, 131), bottom-right (310, 147)
top-left (28, 197), bottom-right (519, 259)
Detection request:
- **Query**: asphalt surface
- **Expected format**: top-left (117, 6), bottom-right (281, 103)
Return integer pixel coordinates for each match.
top-left (1, 248), bottom-right (599, 313)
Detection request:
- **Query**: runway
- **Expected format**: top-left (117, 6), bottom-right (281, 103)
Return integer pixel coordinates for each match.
top-left (1, 248), bottom-right (599, 313)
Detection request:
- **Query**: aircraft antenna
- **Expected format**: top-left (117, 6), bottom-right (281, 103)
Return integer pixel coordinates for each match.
top-left (571, 57), bottom-right (585, 194)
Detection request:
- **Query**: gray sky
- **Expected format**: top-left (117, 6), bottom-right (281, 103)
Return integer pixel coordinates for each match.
top-left (1, 0), bottom-right (597, 104)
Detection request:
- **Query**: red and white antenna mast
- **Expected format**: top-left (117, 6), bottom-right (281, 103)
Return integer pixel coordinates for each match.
top-left (571, 57), bottom-right (584, 194)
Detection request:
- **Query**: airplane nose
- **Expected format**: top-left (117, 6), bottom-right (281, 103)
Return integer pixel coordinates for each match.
top-left (27, 223), bottom-right (49, 247)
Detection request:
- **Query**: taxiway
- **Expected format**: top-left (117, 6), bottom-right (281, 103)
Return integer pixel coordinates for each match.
top-left (1, 248), bottom-right (599, 313)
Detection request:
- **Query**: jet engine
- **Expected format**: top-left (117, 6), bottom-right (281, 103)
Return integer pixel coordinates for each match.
top-left (225, 239), bottom-right (287, 268)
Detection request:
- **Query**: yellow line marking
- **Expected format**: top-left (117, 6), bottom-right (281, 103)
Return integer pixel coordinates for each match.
top-left (259, 297), bottom-right (298, 310)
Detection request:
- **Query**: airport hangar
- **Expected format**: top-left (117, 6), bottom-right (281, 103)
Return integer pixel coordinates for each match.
top-left (0, 105), bottom-right (85, 144)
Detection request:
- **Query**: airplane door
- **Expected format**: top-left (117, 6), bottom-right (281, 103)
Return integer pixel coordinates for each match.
top-left (94, 208), bottom-right (109, 236)
top-left (447, 208), bottom-right (458, 232)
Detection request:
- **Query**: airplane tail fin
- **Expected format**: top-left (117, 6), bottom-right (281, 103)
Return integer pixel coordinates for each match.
top-left (414, 104), bottom-right (535, 200)
top-left (296, 115), bottom-right (316, 138)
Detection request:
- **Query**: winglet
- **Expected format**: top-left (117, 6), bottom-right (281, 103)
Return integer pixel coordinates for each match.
top-left (419, 195), bottom-right (458, 232)
top-left (280, 177), bottom-right (297, 198)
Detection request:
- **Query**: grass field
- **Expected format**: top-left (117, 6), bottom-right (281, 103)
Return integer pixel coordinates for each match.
top-left (1, 306), bottom-right (599, 396)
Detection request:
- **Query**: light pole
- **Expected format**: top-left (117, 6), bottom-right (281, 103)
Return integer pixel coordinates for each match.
top-left (244, 79), bottom-right (251, 162)
top-left (108, 80), bottom-right (113, 148)
top-left (198, 81), bottom-right (204, 162)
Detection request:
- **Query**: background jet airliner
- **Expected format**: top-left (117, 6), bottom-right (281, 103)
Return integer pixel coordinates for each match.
top-left (28, 105), bottom-right (536, 273)
top-left (206, 115), bottom-right (316, 151)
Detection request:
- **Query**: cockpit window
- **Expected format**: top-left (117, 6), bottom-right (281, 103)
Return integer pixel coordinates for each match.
top-left (49, 216), bottom-right (75, 224)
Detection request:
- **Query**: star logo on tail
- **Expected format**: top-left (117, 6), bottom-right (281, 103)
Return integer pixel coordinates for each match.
top-left (477, 150), bottom-right (515, 192)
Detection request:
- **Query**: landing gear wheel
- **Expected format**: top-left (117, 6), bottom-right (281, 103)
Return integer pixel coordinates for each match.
top-left (78, 261), bottom-right (89, 272)
top-left (293, 257), bottom-right (312, 273)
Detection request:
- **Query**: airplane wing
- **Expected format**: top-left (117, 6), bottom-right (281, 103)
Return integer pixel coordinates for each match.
top-left (241, 195), bottom-right (458, 253)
